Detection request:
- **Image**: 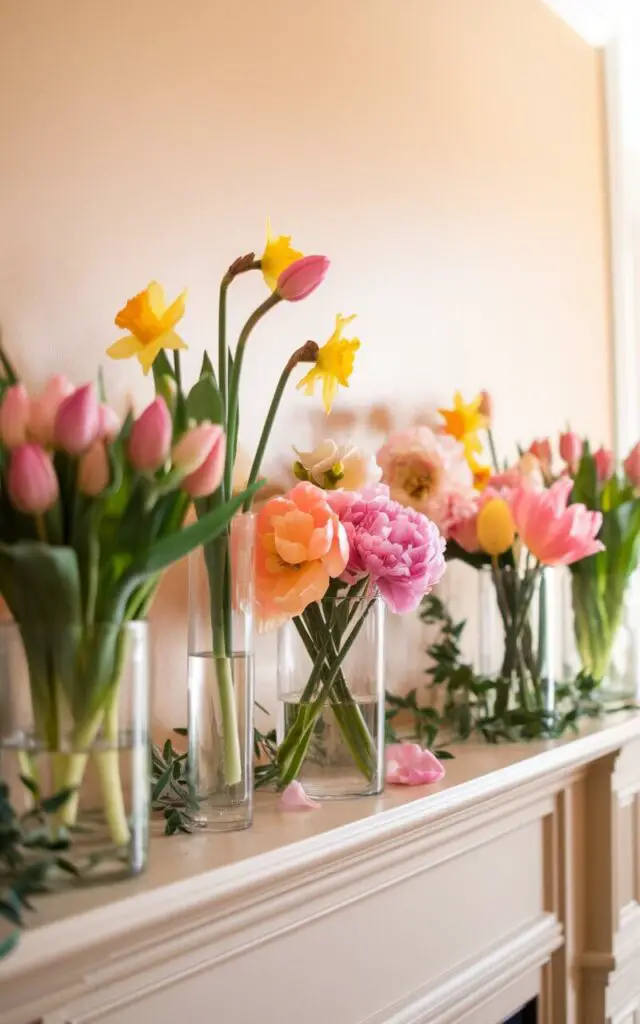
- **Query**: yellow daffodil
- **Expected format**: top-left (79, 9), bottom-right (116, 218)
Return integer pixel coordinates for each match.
top-left (468, 453), bottom-right (491, 491)
top-left (107, 281), bottom-right (188, 375)
top-left (477, 498), bottom-right (515, 556)
top-left (438, 391), bottom-right (487, 457)
top-left (260, 219), bottom-right (303, 292)
top-left (297, 314), bottom-right (360, 414)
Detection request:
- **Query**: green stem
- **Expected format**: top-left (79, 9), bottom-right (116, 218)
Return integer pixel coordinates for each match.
top-left (487, 428), bottom-right (500, 474)
top-left (214, 655), bottom-right (243, 787)
top-left (218, 279), bottom-right (229, 459)
top-left (95, 693), bottom-right (130, 847)
top-left (173, 350), bottom-right (183, 393)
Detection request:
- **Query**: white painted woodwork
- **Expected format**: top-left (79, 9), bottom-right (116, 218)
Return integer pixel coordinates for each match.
top-left (2, 714), bottom-right (640, 1023)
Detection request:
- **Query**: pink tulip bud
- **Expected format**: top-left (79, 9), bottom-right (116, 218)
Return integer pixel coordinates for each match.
top-left (478, 390), bottom-right (493, 422)
top-left (98, 403), bottom-right (121, 442)
top-left (8, 444), bottom-right (59, 514)
top-left (53, 384), bottom-right (100, 455)
top-left (276, 255), bottom-right (329, 302)
top-left (128, 398), bottom-right (172, 472)
top-left (0, 384), bottom-right (31, 448)
top-left (624, 442), bottom-right (640, 488)
top-left (28, 375), bottom-right (74, 446)
top-left (594, 446), bottom-right (615, 483)
top-left (182, 431), bottom-right (226, 498)
top-left (172, 422), bottom-right (223, 476)
top-left (559, 431), bottom-right (582, 473)
top-left (78, 440), bottom-right (110, 496)
top-left (529, 438), bottom-right (552, 470)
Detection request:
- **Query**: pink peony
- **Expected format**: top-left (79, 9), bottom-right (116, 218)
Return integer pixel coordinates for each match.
top-left (327, 484), bottom-right (446, 614)
top-left (386, 743), bottom-right (445, 786)
top-left (510, 477), bottom-right (603, 566)
top-left (376, 426), bottom-right (474, 537)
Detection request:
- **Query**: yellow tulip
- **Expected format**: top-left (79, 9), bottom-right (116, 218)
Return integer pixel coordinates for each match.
top-left (477, 498), bottom-right (515, 556)
top-left (107, 281), bottom-right (188, 376)
top-left (260, 219), bottom-right (303, 292)
top-left (296, 314), bottom-right (360, 414)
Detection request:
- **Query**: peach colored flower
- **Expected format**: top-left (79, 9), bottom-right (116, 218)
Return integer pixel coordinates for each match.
top-left (510, 477), bottom-right (603, 566)
top-left (255, 482), bottom-right (349, 628)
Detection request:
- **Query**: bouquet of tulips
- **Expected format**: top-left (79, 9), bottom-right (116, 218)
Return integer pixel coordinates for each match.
top-left (256, 439), bottom-right (446, 791)
top-left (0, 330), bottom-right (255, 853)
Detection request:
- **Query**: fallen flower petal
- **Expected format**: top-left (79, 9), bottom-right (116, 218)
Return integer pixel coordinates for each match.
top-left (385, 743), bottom-right (446, 786)
top-left (278, 781), bottom-right (321, 811)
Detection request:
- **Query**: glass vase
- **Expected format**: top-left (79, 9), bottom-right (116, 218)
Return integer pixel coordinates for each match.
top-left (0, 620), bottom-right (149, 882)
top-left (277, 593), bottom-right (385, 799)
top-left (188, 513), bottom-right (255, 831)
top-left (478, 565), bottom-right (560, 734)
top-left (562, 567), bottom-right (640, 702)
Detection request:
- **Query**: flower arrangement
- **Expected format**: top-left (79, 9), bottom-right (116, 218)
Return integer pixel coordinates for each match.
top-left (257, 436), bottom-right (446, 793)
top-left (0, 332), bottom-right (256, 868)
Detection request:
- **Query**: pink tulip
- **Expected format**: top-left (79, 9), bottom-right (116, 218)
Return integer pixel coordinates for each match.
top-left (559, 431), bottom-right (582, 474)
top-left (172, 422), bottom-right (223, 476)
top-left (624, 442), bottom-right (640, 488)
top-left (276, 255), bottom-right (329, 302)
top-left (128, 397), bottom-right (172, 472)
top-left (8, 444), bottom-right (59, 514)
top-left (385, 743), bottom-right (446, 786)
top-left (28, 375), bottom-right (73, 446)
top-left (278, 781), bottom-right (321, 811)
top-left (181, 432), bottom-right (226, 498)
top-left (78, 440), bottom-right (110, 496)
top-left (54, 384), bottom-right (100, 455)
top-left (510, 477), bottom-right (603, 566)
top-left (594, 446), bottom-right (615, 482)
top-left (528, 438), bottom-right (552, 472)
top-left (98, 403), bottom-right (121, 442)
top-left (0, 384), bottom-right (31, 448)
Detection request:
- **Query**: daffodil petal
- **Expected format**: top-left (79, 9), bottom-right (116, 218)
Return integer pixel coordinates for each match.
top-left (161, 290), bottom-right (187, 332)
top-left (106, 335), bottom-right (144, 360)
top-left (162, 329), bottom-right (188, 352)
top-left (146, 281), bottom-right (167, 318)
top-left (137, 337), bottom-right (165, 375)
top-left (322, 374), bottom-right (338, 414)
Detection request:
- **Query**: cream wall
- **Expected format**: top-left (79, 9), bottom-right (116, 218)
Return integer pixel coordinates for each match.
top-left (0, 0), bottom-right (612, 727)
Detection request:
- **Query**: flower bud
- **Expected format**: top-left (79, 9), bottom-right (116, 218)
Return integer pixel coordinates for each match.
top-left (28, 375), bottom-right (73, 446)
top-left (0, 384), bottom-right (30, 448)
top-left (277, 255), bottom-right (329, 302)
top-left (476, 497), bottom-right (515, 556)
top-left (182, 431), bottom-right (226, 498)
top-left (624, 442), bottom-right (640, 488)
top-left (98, 403), bottom-right (121, 442)
top-left (78, 440), bottom-right (110, 496)
top-left (478, 390), bottom-right (493, 422)
top-left (594, 446), bottom-right (615, 483)
top-left (559, 431), bottom-right (582, 473)
top-left (528, 438), bottom-right (552, 471)
top-left (54, 383), bottom-right (100, 455)
top-left (8, 444), bottom-right (59, 514)
top-left (172, 422), bottom-right (223, 477)
top-left (128, 397), bottom-right (172, 472)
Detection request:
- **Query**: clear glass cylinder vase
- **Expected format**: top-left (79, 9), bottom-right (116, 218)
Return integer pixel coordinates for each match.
top-left (188, 513), bottom-right (255, 831)
top-left (277, 594), bottom-right (385, 799)
top-left (478, 565), bottom-right (560, 734)
top-left (0, 620), bottom-right (149, 882)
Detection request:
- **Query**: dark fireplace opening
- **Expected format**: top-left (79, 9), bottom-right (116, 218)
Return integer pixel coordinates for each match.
top-left (504, 997), bottom-right (538, 1023)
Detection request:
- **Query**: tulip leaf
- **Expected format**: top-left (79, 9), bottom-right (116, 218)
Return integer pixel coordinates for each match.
top-left (187, 375), bottom-right (223, 426)
top-left (152, 350), bottom-right (175, 384)
top-left (200, 351), bottom-right (216, 384)
top-left (0, 542), bottom-right (81, 628)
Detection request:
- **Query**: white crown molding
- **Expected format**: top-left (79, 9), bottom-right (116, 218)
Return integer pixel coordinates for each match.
top-left (540, 0), bottom-right (618, 46)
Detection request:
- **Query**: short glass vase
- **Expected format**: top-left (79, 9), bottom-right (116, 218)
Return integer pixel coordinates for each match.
top-left (188, 513), bottom-right (255, 831)
top-left (277, 594), bottom-right (385, 799)
top-left (0, 620), bottom-right (150, 883)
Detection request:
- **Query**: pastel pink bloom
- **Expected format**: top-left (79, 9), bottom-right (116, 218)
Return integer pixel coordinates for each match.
top-left (376, 426), bottom-right (474, 538)
top-left (128, 397), bottom-right (172, 472)
top-left (278, 781), bottom-right (321, 811)
top-left (559, 431), bottom-right (582, 474)
top-left (28, 375), bottom-right (73, 446)
top-left (182, 432), bottom-right (226, 498)
top-left (594, 446), bottom-right (615, 482)
top-left (510, 477), bottom-right (603, 566)
top-left (386, 743), bottom-right (446, 786)
top-left (624, 442), bottom-right (640, 488)
top-left (478, 390), bottom-right (493, 422)
top-left (277, 255), bottom-right (329, 302)
top-left (172, 422), bottom-right (222, 476)
top-left (8, 444), bottom-right (59, 514)
top-left (528, 438), bottom-right (552, 473)
top-left (327, 484), bottom-right (446, 614)
top-left (489, 453), bottom-right (544, 493)
top-left (448, 487), bottom-right (503, 554)
top-left (54, 383), bottom-right (100, 455)
top-left (78, 440), bottom-right (110, 496)
top-left (98, 403), bottom-right (121, 442)
top-left (256, 482), bottom-right (349, 627)
top-left (0, 384), bottom-right (30, 448)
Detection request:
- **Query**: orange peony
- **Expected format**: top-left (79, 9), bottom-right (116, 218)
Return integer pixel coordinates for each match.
top-left (255, 482), bottom-right (349, 627)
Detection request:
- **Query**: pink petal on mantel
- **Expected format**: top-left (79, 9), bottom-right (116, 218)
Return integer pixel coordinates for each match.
top-left (385, 743), bottom-right (446, 786)
top-left (278, 781), bottom-right (322, 811)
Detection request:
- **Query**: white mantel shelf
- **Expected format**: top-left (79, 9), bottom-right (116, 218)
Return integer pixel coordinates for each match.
top-left (3, 713), bottom-right (640, 1024)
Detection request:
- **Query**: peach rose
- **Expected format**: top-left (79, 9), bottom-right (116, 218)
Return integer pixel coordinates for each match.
top-left (255, 482), bottom-right (349, 628)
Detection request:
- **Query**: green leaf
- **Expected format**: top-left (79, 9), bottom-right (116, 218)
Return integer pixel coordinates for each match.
top-left (200, 351), bottom-right (216, 382)
top-left (0, 928), bottom-right (20, 959)
top-left (152, 350), bottom-right (174, 384)
top-left (173, 727), bottom-right (188, 737)
top-left (0, 542), bottom-right (82, 627)
top-left (187, 375), bottom-right (223, 426)
top-left (39, 788), bottom-right (75, 814)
